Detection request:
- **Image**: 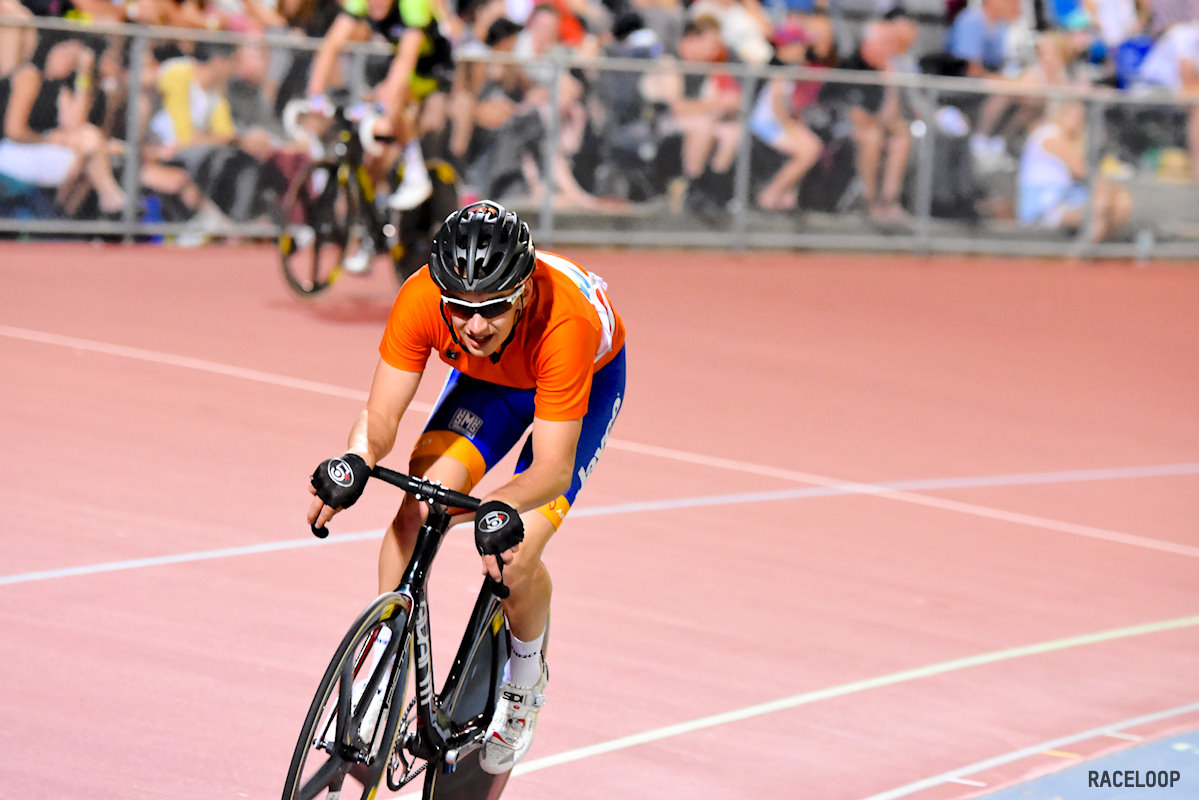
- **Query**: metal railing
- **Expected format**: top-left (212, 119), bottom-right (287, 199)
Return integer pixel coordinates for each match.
top-left (2, 15), bottom-right (1197, 259)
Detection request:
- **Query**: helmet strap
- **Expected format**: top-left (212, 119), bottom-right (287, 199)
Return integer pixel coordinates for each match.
top-left (488, 306), bottom-right (522, 364)
top-left (439, 301), bottom-right (465, 349)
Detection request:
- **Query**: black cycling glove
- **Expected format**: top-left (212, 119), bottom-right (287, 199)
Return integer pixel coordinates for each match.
top-left (474, 500), bottom-right (524, 556)
top-left (311, 453), bottom-right (370, 510)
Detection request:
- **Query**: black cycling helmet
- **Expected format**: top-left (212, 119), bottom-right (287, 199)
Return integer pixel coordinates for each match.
top-left (428, 200), bottom-right (536, 294)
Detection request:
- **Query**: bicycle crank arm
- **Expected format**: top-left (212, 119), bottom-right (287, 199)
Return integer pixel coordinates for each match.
top-left (441, 739), bottom-right (483, 774)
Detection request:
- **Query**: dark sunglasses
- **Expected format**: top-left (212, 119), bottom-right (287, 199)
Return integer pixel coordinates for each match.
top-left (441, 283), bottom-right (526, 319)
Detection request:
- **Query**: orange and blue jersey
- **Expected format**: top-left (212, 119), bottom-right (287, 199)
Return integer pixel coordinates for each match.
top-left (379, 252), bottom-right (627, 528)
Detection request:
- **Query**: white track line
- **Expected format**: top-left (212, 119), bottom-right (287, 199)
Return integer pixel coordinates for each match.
top-left (505, 616), bottom-right (1199, 777)
top-left (5, 328), bottom-right (1197, 792)
top-left (3, 463), bottom-right (1199, 586)
top-left (4, 324), bottom-right (1197, 558)
top-left (377, 616), bottom-right (1199, 797)
top-left (859, 698), bottom-right (1199, 800)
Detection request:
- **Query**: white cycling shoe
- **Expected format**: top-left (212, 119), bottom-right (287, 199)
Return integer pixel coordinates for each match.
top-left (386, 167), bottom-right (433, 211)
top-left (479, 660), bottom-right (548, 774)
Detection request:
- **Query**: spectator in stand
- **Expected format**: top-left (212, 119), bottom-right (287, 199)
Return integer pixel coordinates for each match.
top-left (514, 2), bottom-right (571, 84)
top-left (687, 0), bottom-right (775, 65)
top-left (448, 0), bottom-right (510, 170)
top-left (1018, 99), bottom-right (1132, 241)
top-left (1132, 20), bottom-right (1199, 180)
top-left (945, 0), bottom-right (1024, 164)
top-left (508, 3), bottom-right (608, 208)
top-left (622, 0), bottom-right (686, 55)
top-left (0, 34), bottom-right (126, 216)
top-left (451, 16), bottom-right (528, 190)
top-left (147, 42), bottom-right (279, 221)
top-left (148, 42), bottom-right (240, 156)
top-left (748, 20), bottom-right (824, 209)
top-left (641, 14), bottom-right (743, 212)
top-left (827, 13), bottom-right (917, 226)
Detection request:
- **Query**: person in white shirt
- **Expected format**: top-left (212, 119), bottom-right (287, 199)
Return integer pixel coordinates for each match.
top-left (1018, 100), bottom-right (1132, 242)
top-left (1133, 22), bottom-right (1199, 180)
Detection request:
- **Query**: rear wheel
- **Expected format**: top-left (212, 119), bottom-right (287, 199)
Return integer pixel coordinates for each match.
top-left (282, 593), bottom-right (412, 800)
top-left (391, 159), bottom-right (461, 286)
top-left (279, 159), bottom-right (364, 297)
top-left (422, 591), bottom-right (549, 799)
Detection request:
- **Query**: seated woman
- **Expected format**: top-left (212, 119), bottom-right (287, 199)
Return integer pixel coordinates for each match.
top-left (0, 35), bottom-right (126, 217)
top-left (1017, 99), bottom-right (1131, 242)
top-left (748, 21), bottom-right (823, 210)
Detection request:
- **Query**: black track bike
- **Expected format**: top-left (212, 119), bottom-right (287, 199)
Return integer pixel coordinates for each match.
top-left (276, 97), bottom-right (459, 298)
top-left (282, 466), bottom-right (541, 800)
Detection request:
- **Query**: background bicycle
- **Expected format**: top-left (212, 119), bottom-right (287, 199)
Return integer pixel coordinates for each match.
top-left (276, 94), bottom-right (459, 298)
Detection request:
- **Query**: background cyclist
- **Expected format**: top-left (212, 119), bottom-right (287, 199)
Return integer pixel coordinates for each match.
top-left (305, 0), bottom-right (454, 226)
top-left (307, 200), bottom-right (626, 775)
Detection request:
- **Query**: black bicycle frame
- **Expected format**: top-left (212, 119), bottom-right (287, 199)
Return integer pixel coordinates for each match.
top-left (366, 467), bottom-right (506, 770)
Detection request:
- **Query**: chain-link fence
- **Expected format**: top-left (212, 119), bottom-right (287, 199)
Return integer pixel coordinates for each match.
top-left (2, 15), bottom-right (1197, 259)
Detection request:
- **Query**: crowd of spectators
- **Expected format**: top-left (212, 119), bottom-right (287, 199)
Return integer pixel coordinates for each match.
top-left (1, 0), bottom-right (1196, 243)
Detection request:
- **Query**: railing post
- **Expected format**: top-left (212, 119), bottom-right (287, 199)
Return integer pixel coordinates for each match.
top-left (538, 52), bottom-right (563, 245)
top-left (912, 88), bottom-right (938, 255)
top-left (121, 30), bottom-right (148, 242)
top-left (730, 62), bottom-right (756, 250)
top-left (1077, 93), bottom-right (1106, 257)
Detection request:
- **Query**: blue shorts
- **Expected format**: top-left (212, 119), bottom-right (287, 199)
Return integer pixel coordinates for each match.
top-left (413, 347), bottom-right (626, 528)
top-left (1018, 182), bottom-right (1089, 227)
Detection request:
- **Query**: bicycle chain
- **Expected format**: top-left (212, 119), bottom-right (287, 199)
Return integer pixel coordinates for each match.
top-left (386, 697), bottom-right (425, 791)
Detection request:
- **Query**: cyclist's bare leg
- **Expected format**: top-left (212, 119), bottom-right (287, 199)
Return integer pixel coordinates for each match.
top-left (377, 454), bottom-right (472, 594)
top-left (496, 511), bottom-right (554, 642)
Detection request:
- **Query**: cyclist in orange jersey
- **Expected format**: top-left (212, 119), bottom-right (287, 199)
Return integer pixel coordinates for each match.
top-left (308, 199), bottom-right (626, 773)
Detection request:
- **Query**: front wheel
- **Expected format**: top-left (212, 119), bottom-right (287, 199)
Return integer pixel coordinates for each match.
top-left (282, 593), bottom-right (412, 800)
top-left (279, 159), bottom-right (365, 297)
top-left (391, 159), bottom-right (461, 287)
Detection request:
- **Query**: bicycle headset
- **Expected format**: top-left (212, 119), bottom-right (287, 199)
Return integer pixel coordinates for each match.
top-left (428, 200), bottom-right (536, 363)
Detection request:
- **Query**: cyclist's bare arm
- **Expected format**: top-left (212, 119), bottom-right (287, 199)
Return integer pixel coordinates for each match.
top-left (491, 416), bottom-right (581, 513)
top-left (308, 359), bottom-right (422, 528)
top-left (307, 12), bottom-right (371, 98)
top-left (348, 358), bottom-right (423, 465)
top-left (476, 415), bottom-right (580, 579)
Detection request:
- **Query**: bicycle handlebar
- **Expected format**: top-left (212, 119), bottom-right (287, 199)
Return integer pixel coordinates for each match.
top-left (310, 465), bottom-right (481, 539)
top-left (281, 97), bottom-right (385, 157)
top-left (372, 465), bottom-right (482, 511)
top-left (309, 466), bottom-right (511, 598)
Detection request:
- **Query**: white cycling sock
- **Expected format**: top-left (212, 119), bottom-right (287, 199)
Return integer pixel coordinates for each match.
top-left (504, 628), bottom-right (545, 688)
top-left (402, 140), bottom-right (428, 181)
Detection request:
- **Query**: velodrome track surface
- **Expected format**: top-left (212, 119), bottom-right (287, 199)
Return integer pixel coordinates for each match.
top-left (1, 242), bottom-right (1197, 799)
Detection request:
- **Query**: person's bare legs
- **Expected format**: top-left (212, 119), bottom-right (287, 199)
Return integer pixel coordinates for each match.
top-left (850, 110), bottom-right (884, 210)
top-left (678, 115), bottom-right (718, 180)
top-left (878, 121), bottom-right (912, 216)
top-left (71, 124), bottom-right (126, 212)
top-left (757, 125), bottom-right (822, 209)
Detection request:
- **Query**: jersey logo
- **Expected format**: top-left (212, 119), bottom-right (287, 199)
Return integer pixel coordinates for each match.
top-left (445, 349), bottom-right (459, 361)
top-left (449, 408), bottom-right (483, 438)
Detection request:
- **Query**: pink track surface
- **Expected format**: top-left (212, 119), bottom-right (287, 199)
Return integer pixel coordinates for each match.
top-left (1, 243), bottom-right (1197, 800)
